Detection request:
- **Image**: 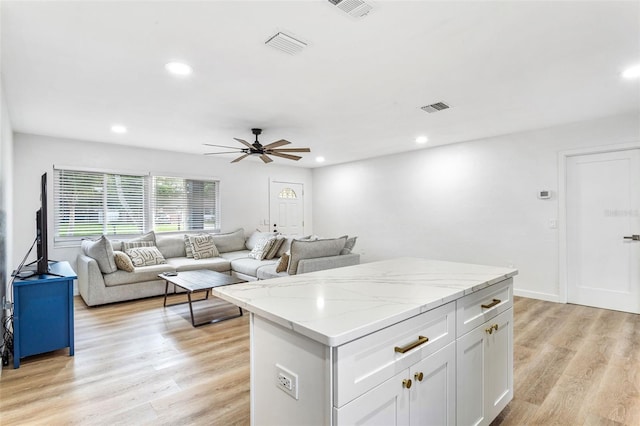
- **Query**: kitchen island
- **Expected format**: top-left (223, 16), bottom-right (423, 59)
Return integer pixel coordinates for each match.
top-left (214, 258), bottom-right (518, 426)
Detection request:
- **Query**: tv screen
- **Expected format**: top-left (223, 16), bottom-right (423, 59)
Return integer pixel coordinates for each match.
top-left (36, 172), bottom-right (49, 275)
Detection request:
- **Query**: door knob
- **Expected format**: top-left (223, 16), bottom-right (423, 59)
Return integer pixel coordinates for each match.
top-left (624, 235), bottom-right (640, 241)
top-left (402, 379), bottom-right (412, 389)
top-left (414, 372), bottom-right (424, 382)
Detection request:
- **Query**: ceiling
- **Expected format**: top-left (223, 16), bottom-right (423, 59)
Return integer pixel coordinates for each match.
top-left (2, 1), bottom-right (639, 168)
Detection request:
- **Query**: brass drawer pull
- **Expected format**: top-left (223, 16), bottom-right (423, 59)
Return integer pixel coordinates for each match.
top-left (402, 379), bottom-right (412, 389)
top-left (481, 298), bottom-right (501, 309)
top-left (414, 372), bottom-right (424, 382)
top-left (394, 335), bottom-right (429, 354)
top-left (485, 324), bottom-right (499, 334)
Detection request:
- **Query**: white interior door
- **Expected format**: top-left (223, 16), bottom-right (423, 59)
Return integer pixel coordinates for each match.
top-left (566, 149), bottom-right (640, 313)
top-left (269, 181), bottom-right (304, 236)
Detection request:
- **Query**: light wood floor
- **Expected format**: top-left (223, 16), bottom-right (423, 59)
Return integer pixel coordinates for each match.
top-left (1, 295), bottom-right (639, 425)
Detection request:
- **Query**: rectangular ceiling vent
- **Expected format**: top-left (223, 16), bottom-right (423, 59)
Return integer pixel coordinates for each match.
top-left (328, 0), bottom-right (374, 19)
top-left (421, 102), bottom-right (451, 114)
top-left (265, 32), bottom-right (307, 55)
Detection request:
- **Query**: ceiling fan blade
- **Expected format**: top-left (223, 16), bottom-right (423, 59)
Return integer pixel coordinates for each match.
top-left (203, 143), bottom-right (244, 150)
top-left (204, 150), bottom-right (245, 155)
top-left (231, 154), bottom-right (250, 163)
top-left (269, 147), bottom-right (311, 153)
top-left (268, 152), bottom-right (302, 161)
top-left (233, 138), bottom-right (254, 149)
top-left (262, 139), bottom-right (291, 149)
top-left (260, 154), bottom-right (273, 164)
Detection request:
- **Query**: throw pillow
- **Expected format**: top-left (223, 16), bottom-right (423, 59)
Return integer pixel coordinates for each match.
top-left (113, 250), bottom-right (134, 272)
top-left (245, 230), bottom-right (274, 251)
top-left (184, 234), bottom-right (205, 258)
top-left (125, 246), bottom-right (167, 267)
top-left (265, 235), bottom-right (286, 260)
top-left (122, 240), bottom-right (155, 250)
top-left (248, 236), bottom-right (277, 260)
top-left (81, 235), bottom-right (117, 274)
top-left (188, 234), bottom-right (220, 260)
top-left (210, 228), bottom-right (246, 253)
top-left (341, 236), bottom-right (358, 255)
top-left (288, 236), bottom-right (347, 275)
top-left (276, 253), bottom-right (290, 273)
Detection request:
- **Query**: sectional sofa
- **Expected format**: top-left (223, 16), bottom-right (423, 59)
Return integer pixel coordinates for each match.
top-left (77, 228), bottom-right (359, 307)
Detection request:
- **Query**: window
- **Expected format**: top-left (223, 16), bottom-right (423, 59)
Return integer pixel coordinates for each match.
top-left (54, 169), bottom-right (147, 244)
top-left (53, 168), bottom-right (220, 245)
top-left (278, 187), bottom-right (297, 199)
top-left (151, 176), bottom-right (219, 233)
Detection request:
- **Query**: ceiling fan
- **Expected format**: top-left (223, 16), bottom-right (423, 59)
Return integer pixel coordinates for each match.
top-left (204, 128), bottom-right (311, 163)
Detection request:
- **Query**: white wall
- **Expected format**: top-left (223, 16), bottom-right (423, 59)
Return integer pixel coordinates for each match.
top-left (312, 113), bottom-right (640, 301)
top-left (11, 133), bottom-right (313, 285)
top-left (1, 77), bottom-right (13, 305)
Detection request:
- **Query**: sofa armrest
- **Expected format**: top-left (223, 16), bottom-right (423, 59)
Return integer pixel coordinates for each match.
top-left (77, 254), bottom-right (106, 306)
top-left (297, 253), bottom-right (360, 275)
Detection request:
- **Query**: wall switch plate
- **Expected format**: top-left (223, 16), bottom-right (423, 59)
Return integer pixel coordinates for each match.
top-left (276, 364), bottom-right (299, 400)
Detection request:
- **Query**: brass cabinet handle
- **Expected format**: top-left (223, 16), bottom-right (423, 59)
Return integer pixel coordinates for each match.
top-left (481, 298), bottom-right (501, 309)
top-left (414, 372), bottom-right (424, 382)
top-left (394, 336), bottom-right (429, 354)
top-left (402, 379), bottom-right (412, 389)
top-left (485, 323), bottom-right (499, 334)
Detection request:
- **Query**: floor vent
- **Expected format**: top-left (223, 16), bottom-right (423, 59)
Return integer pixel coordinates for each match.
top-left (328, 0), bottom-right (374, 19)
top-left (421, 102), bottom-right (451, 113)
top-left (265, 32), bottom-right (307, 55)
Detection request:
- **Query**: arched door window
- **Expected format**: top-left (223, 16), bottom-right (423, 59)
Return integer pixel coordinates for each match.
top-left (279, 188), bottom-right (297, 199)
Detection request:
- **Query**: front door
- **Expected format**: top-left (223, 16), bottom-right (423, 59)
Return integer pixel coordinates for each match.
top-left (269, 181), bottom-right (304, 236)
top-left (566, 149), bottom-right (640, 313)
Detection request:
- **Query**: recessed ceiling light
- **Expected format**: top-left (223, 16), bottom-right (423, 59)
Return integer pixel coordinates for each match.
top-left (111, 124), bottom-right (127, 134)
top-left (622, 63), bottom-right (640, 79)
top-left (415, 136), bottom-right (428, 144)
top-left (315, 156), bottom-right (326, 163)
top-left (165, 61), bottom-right (193, 76)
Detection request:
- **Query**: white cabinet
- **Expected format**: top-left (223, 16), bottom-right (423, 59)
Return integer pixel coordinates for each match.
top-left (456, 308), bottom-right (513, 426)
top-left (335, 342), bottom-right (456, 426)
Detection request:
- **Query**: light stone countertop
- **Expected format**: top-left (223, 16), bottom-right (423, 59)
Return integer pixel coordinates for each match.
top-left (213, 257), bottom-right (518, 346)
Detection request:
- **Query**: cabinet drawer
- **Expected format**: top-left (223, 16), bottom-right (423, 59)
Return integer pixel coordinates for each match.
top-left (333, 301), bottom-right (455, 408)
top-left (456, 278), bottom-right (513, 337)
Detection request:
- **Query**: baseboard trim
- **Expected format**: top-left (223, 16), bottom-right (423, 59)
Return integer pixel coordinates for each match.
top-left (514, 288), bottom-right (561, 303)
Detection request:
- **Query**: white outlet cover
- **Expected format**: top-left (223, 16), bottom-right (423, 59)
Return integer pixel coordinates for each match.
top-left (275, 364), bottom-right (299, 400)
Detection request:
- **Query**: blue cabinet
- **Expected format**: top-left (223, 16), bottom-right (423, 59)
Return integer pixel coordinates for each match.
top-left (13, 261), bottom-right (77, 368)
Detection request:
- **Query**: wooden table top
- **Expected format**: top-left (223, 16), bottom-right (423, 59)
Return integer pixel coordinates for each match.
top-left (159, 270), bottom-right (246, 292)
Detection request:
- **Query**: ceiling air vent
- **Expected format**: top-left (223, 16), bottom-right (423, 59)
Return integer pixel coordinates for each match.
top-left (421, 102), bottom-right (451, 114)
top-left (265, 32), bottom-right (307, 55)
top-left (328, 0), bottom-right (374, 19)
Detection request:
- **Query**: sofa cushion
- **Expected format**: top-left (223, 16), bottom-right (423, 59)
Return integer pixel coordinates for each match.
top-left (231, 257), bottom-right (278, 277)
top-left (104, 263), bottom-right (175, 287)
top-left (245, 231), bottom-right (274, 250)
top-left (188, 234), bottom-right (220, 259)
top-left (257, 264), bottom-right (289, 280)
top-left (114, 250), bottom-right (134, 272)
top-left (165, 257), bottom-right (231, 273)
top-left (288, 237), bottom-right (347, 275)
top-left (126, 246), bottom-right (167, 267)
top-left (219, 250), bottom-right (252, 261)
top-left (211, 228), bottom-right (246, 253)
top-left (248, 236), bottom-right (276, 260)
top-left (155, 233), bottom-right (188, 258)
top-left (81, 235), bottom-right (117, 274)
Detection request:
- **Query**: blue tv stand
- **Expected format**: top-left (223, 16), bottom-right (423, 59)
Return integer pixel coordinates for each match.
top-left (13, 261), bottom-right (77, 368)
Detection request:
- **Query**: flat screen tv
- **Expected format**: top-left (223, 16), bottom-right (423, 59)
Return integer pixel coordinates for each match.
top-left (35, 172), bottom-right (49, 275)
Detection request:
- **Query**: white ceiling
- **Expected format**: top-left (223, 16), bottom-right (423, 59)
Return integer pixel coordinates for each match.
top-left (2, 1), bottom-right (639, 168)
